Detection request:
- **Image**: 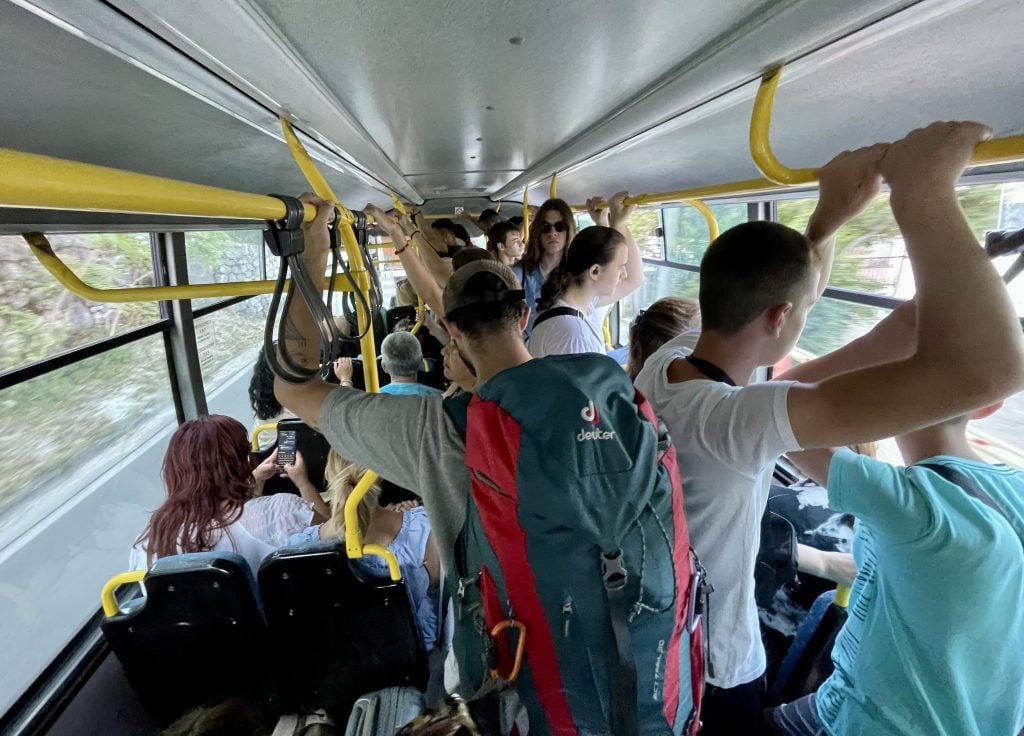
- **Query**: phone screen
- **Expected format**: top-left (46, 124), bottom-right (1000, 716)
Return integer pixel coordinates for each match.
top-left (277, 430), bottom-right (297, 466)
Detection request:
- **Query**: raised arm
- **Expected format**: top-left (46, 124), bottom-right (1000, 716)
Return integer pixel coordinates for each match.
top-left (600, 190), bottom-right (644, 306)
top-left (804, 144), bottom-right (888, 298)
top-left (366, 205), bottom-right (446, 315)
top-left (788, 122), bottom-right (1024, 449)
top-left (272, 194), bottom-right (336, 428)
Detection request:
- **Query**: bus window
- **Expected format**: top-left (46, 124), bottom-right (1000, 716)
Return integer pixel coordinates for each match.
top-left (194, 295), bottom-right (272, 397)
top-left (185, 229), bottom-right (268, 311)
top-left (664, 202), bottom-right (746, 265)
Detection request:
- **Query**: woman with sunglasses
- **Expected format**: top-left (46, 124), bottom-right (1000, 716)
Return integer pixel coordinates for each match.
top-left (513, 198), bottom-right (577, 338)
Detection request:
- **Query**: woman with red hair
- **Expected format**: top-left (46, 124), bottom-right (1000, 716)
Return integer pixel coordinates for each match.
top-left (129, 414), bottom-right (328, 574)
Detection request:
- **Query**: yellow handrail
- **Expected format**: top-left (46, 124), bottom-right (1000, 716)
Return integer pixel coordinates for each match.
top-left (251, 422), bottom-right (277, 451)
top-left (24, 232), bottom-right (355, 303)
top-left (549, 173), bottom-right (558, 200)
top-left (0, 147), bottom-right (324, 223)
top-left (684, 199), bottom-right (720, 241)
top-left (101, 570), bottom-right (146, 617)
top-left (343, 469), bottom-right (401, 581)
top-left (751, 65), bottom-right (1024, 186)
top-left (280, 118), bottom-right (379, 393)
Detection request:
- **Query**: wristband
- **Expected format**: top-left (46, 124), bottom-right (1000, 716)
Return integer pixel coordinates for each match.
top-left (340, 379), bottom-right (353, 387)
top-left (394, 231), bottom-right (420, 255)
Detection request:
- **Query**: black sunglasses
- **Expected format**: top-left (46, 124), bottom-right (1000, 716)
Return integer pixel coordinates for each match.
top-left (540, 221), bottom-right (568, 234)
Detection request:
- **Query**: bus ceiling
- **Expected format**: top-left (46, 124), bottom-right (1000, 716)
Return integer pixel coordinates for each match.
top-left (0, 0), bottom-right (1022, 225)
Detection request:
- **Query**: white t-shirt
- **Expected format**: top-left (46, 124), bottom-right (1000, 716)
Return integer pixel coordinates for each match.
top-left (129, 494), bottom-right (315, 575)
top-left (528, 301), bottom-right (609, 358)
top-left (634, 331), bottom-right (800, 688)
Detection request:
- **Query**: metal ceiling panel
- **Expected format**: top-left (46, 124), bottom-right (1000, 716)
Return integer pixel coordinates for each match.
top-left (0, 0), bottom-right (389, 223)
top-left (553, 0), bottom-right (1024, 205)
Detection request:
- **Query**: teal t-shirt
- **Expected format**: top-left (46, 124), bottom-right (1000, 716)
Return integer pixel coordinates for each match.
top-left (379, 382), bottom-right (441, 397)
top-left (817, 449), bottom-right (1024, 735)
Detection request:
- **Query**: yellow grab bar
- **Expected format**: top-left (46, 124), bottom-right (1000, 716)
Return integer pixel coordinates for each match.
top-left (0, 147), bottom-right (325, 223)
top-left (549, 173), bottom-right (558, 200)
top-left (343, 469), bottom-right (401, 581)
top-left (751, 65), bottom-right (1024, 186)
top-left (280, 118), bottom-right (379, 393)
top-left (834, 585), bottom-right (851, 609)
top-left (251, 422), bottom-right (278, 451)
top-left (101, 570), bottom-right (146, 617)
top-left (25, 232), bottom-right (355, 303)
top-left (684, 199), bottom-right (720, 241)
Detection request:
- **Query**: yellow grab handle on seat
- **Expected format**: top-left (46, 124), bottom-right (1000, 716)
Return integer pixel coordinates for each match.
top-left (251, 422), bottom-right (278, 451)
top-left (834, 585), bottom-right (851, 609)
top-left (344, 469), bottom-right (401, 581)
top-left (101, 570), bottom-right (146, 617)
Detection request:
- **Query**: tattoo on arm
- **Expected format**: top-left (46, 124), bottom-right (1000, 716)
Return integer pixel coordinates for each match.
top-left (283, 316), bottom-right (312, 368)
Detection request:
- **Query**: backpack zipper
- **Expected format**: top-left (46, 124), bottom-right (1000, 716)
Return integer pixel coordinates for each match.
top-left (562, 594), bottom-right (574, 638)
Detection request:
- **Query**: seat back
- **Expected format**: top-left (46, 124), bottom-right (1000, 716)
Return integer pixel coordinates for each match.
top-left (251, 419), bottom-right (332, 496)
top-left (768, 589), bottom-right (845, 705)
top-left (100, 552), bottom-right (277, 725)
top-left (258, 542), bottom-right (427, 721)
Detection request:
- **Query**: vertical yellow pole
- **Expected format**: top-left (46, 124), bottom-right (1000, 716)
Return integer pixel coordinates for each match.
top-left (280, 118), bottom-right (379, 392)
top-left (522, 186), bottom-right (530, 244)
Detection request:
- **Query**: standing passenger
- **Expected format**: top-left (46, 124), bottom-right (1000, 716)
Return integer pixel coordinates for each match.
top-left (527, 226), bottom-right (628, 358)
top-left (485, 221), bottom-right (525, 267)
top-left (626, 296), bottom-right (701, 380)
top-left (635, 122), bottom-right (1024, 735)
top-left (766, 301), bottom-right (1024, 735)
top-left (513, 198), bottom-right (577, 337)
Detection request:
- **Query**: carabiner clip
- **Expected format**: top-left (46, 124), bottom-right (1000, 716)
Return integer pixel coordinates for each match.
top-left (489, 619), bottom-right (526, 683)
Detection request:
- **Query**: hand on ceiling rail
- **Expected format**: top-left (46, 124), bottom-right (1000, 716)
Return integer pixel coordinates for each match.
top-left (280, 116), bottom-right (380, 392)
top-left (750, 65), bottom-right (1024, 186)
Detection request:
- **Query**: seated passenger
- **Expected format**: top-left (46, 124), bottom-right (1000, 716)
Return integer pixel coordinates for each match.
top-left (634, 122), bottom-right (1024, 735)
top-left (287, 452), bottom-right (441, 651)
top-left (485, 221), bottom-right (525, 267)
top-left (248, 348), bottom-right (296, 450)
top-left (378, 332), bottom-right (441, 396)
top-left (626, 296), bottom-right (701, 380)
top-left (129, 415), bottom-right (330, 574)
top-left (528, 226), bottom-right (628, 358)
top-left (766, 302), bottom-right (1024, 735)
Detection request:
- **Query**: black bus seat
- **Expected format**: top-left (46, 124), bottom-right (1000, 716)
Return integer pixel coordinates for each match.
top-left (101, 552), bottom-right (278, 725)
top-left (251, 418), bottom-right (332, 496)
top-left (258, 541), bottom-right (428, 722)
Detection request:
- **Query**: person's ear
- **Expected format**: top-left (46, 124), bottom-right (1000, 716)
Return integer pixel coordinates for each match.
top-left (765, 303), bottom-right (793, 337)
top-left (518, 303), bottom-right (531, 332)
top-left (589, 264), bottom-right (601, 280)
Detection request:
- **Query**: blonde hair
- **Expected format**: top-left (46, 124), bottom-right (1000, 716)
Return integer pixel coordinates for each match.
top-left (325, 452), bottom-right (381, 539)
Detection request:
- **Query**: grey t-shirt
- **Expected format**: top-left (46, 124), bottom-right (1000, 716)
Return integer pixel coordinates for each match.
top-left (318, 387), bottom-right (469, 575)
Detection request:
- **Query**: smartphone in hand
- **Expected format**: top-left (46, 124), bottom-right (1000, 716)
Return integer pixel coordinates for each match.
top-left (277, 429), bottom-right (297, 466)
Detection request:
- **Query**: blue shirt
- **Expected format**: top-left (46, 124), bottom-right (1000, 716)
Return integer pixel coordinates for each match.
top-left (512, 263), bottom-right (546, 339)
top-left (817, 450), bottom-right (1024, 736)
top-left (379, 382), bottom-right (441, 397)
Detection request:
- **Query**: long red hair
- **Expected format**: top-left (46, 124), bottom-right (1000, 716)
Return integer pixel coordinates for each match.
top-left (138, 415), bottom-right (254, 564)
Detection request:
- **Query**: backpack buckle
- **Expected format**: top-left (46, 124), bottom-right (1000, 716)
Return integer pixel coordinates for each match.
top-left (601, 549), bottom-right (628, 592)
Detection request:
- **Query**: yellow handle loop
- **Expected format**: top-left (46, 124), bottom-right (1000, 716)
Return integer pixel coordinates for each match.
top-left (343, 469), bottom-right (401, 581)
top-left (101, 570), bottom-right (146, 617)
top-left (549, 173), bottom-right (557, 200)
top-left (251, 422), bottom-right (278, 451)
top-left (280, 117), bottom-right (379, 393)
top-left (683, 199), bottom-right (720, 242)
top-left (750, 65), bottom-right (1024, 185)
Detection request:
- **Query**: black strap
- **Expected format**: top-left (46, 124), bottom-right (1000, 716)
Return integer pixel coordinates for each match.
top-left (920, 463), bottom-right (1024, 550)
top-left (602, 550), bottom-right (638, 736)
top-left (533, 305), bottom-right (583, 328)
top-left (685, 355), bottom-right (736, 386)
